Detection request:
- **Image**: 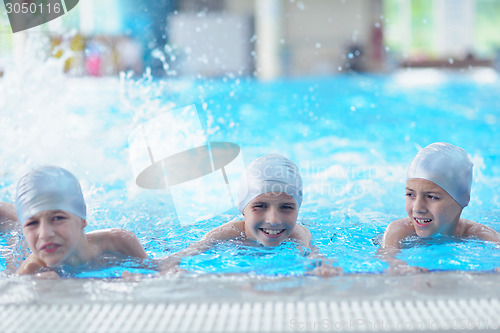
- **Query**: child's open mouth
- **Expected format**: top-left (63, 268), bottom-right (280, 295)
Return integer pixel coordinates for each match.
top-left (414, 217), bottom-right (432, 227)
top-left (41, 243), bottom-right (60, 253)
top-left (260, 228), bottom-right (285, 237)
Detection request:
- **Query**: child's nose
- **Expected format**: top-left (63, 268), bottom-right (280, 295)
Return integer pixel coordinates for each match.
top-left (265, 207), bottom-right (280, 224)
top-left (39, 220), bottom-right (55, 239)
top-left (413, 196), bottom-right (427, 214)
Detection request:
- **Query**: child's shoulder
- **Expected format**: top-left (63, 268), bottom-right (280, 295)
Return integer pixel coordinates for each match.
top-left (291, 223), bottom-right (311, 238)
top-left (203, 219), bottom-right (245, 242)
top-left (0, 202), bottom-right (18, 232)
top-left (86, 228), bottom-right (133, 243)
top-left (381, 217), bottom-right (417, 248)
top-left (459, 219), bottom-right (500, 243)
top-left (0, 202), bottom-right (16, 218)
top-left (290, 223), bottom-right (312, 249)
top-left (86, 228), bottom-right (147, 259)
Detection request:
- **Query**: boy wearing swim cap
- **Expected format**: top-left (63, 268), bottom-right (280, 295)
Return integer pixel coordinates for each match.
top-left (380, 142), bottom-right (500, 274)
top-left (15, 166), bottom-right (148, 276)
top-left (161, 154), bottom-right (342, 276)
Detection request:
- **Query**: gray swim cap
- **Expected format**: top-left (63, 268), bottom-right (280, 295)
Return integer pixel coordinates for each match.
top-left (16, 166), bottom-right (87, 224)
top-left (237, 154), bottom-right (303, 213)
top-left (407, 142), bottom-right (473, 207)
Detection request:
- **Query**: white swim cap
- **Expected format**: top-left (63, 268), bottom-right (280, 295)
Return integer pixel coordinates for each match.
top-left (15, 166), bottom-right (87, 224)
top-left (407, 142), bottom-right (473, 207)
top-left (237, 154), bottom-right (303, 213)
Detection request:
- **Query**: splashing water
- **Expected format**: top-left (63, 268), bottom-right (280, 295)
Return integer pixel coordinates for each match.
top-left (1, 36), bottom-right (499, 276)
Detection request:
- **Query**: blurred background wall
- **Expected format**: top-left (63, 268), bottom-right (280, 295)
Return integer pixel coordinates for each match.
top-left (1, 0), bottom-right (500, 79)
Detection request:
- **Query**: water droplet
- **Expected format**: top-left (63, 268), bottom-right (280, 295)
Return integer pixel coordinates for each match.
top-left (315, 42), bottom-right (321, 48)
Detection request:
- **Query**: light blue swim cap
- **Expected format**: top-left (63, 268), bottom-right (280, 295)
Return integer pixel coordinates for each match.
top-left (15, 166), bottom-right (87, 224)
top-left (237, 154), bottom-right (303, 213)
top-left (407, 142), bottom-right (473, 207)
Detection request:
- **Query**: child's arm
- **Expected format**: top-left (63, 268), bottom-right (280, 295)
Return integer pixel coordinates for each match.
top-left (88, 228), bottom-right (148, 259)
top-left (291, 224), bottom-right (343, 276)
top-left (0, 202), bottom-right (18, 233)
top-left (159, 219), bottom-right (244, 273)
top-left (17, 254), bottom-right (47, 275)
top-left (16, 256), bottom-right (60, 279)
top-left (0, 202), bottom-right (26, 273)
top-left (378, 218), bottom-right (429, 274)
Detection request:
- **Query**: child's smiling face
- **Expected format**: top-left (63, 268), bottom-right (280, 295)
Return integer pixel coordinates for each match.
top-left (405, 178), bottom-right (463, 238)
top-left (242, 192), bottom-right (298, 247)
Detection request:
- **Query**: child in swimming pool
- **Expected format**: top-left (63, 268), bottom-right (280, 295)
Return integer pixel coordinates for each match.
top-left (160, 154), bottom-right (342, 276)
top-left (379, 142), bottom-right (500, 274)
top-left (15, 166), bottom-right (148, 277)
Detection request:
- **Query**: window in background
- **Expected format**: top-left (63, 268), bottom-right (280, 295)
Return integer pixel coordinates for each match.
top-left (384, 0), bottom-right (500, 62)
top-left (475, 0), bottom-right (500, 57)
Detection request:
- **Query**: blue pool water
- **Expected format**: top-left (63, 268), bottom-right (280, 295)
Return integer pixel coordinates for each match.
top-left (0, 57), bottom-right (499, 277)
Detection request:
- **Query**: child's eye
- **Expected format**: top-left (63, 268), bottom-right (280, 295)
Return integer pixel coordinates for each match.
top-left (24, 220), bottom-right (38, 227)
top-left (405, 192), bottom-right (415, 198)
top-left (253, 204), bottom-right (267, 209)
top-left (281, 205), bottom-right (294, 210)
top-left (53, 215), bottom-right (67, 222)
top-left (427, 195), bottom-right (440, 200)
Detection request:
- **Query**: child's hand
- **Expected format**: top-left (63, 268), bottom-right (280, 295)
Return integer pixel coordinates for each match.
top-left (121, 271), bottom-right (147, 281)
top-left (306, 258), bottom-right (343, 277)
top-left (310, 264), bottom-right (343, 277)
top-left (34, 271), bottom-right (60, 279)
top-left (157, 257), bottom-right (188, 276)
top-left (388, 263), bottom-right (429, 275)
top-left (160, 266), bottom-right (188, 276)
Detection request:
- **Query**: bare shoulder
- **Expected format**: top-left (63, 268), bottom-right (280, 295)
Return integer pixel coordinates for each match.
top-left (460, 219), bottom-right (500, 243)
top-left (0, 202), bottom-right (18, 232)
top-left (87, 228), bottom-right (136, 241)
top-left (202, 219), bottom-right (245, 242)
top-left (87, 228), bottom-right (147, 259)
top-left (381, 217), bottom-right (416, 249)
top-left (17, 254), bottom-right (46, 275)
top-left (0, 202), bottom-right (17, 220)
top-left (290, 223), bottom-right (312, 250)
